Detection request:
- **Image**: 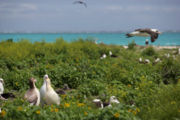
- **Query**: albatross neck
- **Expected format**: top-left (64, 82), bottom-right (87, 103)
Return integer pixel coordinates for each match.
top-left (30, 82), bottom-right (36, 89)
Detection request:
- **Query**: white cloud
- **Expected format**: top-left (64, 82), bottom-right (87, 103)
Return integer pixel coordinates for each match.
top-left (106, 6), bottom-right (123, 11)
top-left (20, 3), bottom-right (38, 11)
top-left (105, 4), bottom-right (180, 13)
top-left (0, 3), bottom-right (38, 14)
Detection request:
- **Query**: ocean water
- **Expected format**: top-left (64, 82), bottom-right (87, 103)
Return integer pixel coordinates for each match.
top-left (0, 32), bottom-right (180, 46)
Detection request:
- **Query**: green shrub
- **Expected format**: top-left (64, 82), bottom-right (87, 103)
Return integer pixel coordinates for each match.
top-left (138, 84), bottom-right (180, 120)
top-left (78, 80), bottom-right (106, 97)
top-left (128, 40), bottom-right (136, 50)
top-left (0, 38), bottom-right (180, 120)
top-left (142, 47), bottom-right (156, 56)
top-left (159, 58), bottom-right (180, 84)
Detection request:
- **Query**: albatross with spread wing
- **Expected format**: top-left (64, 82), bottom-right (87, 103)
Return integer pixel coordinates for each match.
top-left (73, 0), bottom-right (87, 7)
top-left (126, 28), bottom-right (161, 42)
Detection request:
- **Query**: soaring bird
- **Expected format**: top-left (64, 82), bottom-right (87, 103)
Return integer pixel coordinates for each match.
top-left (73, 0), bottom-right (87, 7)
top-left (24, 78), bottom-right (40, 106)
top-left (0, 78), bottom-right (4, 99)
top-left (44, 76), bottom-right (60, 105)
top-left (126, 28), bottom-right (161, 42)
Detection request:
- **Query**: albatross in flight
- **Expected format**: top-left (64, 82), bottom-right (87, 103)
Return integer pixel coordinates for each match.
top-left (73, 0), bottom-right (87, 8)
top-left (126, 28), bottom-right (161, 42)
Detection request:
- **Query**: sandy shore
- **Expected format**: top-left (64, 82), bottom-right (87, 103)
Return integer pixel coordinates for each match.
top-left (123, 45), bottom-right (180, 49)
top-left (153, 46), bottom-right (180, 49)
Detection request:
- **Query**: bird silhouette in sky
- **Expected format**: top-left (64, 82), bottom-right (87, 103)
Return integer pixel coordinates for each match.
top-left (73, 0), bottom-right (87, 8)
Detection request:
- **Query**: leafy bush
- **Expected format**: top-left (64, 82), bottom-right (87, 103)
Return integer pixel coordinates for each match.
top-left (138, 84), bottom-right (180, 120)
top-left (0, 39), bottom-right (180, 120)
top-left (159, 58), bottom-right (180, 84)
top-left (142, 47), bottom-right (156, 56)
top-left (78, 80), bottom-right (106, 97)
top-left (128, 40), bottom-right (136, 50)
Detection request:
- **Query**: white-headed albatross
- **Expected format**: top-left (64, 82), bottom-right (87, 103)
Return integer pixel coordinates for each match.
top-left (44, 76), bottom-right (60, 105)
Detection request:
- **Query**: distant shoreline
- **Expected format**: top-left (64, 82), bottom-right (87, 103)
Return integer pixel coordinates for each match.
top-left (1, 33), bottom-right (180, 46)
top-left (123, 45), bottom-right (180, 49)
top-left (1, 31), bottom-right (180, 34)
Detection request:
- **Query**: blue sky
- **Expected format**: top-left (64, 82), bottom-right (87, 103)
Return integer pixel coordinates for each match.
top-left (0, 0), bottom-right (180, 32)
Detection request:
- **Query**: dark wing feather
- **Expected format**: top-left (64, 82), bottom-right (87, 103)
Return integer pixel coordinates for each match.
top-left (150, 33), bottom-right (158, 42)
top-left (134, 28), bottom-right (150, 32)
top-left (73, 1), bottom-right (87, 7)
top-left (83, 2), bottom-right (87, 7)
top-left (1, 93), bottom-right (15, 99)
top-left (126, 33), bottom-right (132, 38)
top-left (150, 31), bottom-right (159, 42)
top-left (73, 1), bottom-right (80, 4)
top-left (135, 29), bottom-right (142, 31)
top-left (154, 33), bottom-right (159, 39)
top-left (103, 102), bottom-right (110, 107)
top-left (136, 29), bottom-right (151, 33)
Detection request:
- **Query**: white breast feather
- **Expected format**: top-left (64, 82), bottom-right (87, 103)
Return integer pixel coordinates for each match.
top-left (40, 82), bottom-right (46, 102)
top-left (35, 88), bottom-right (40, 106)
top-left (45, 87), bottom-right (60, 105)
top-left (0, 82), bottom-right (4, 95)
top-left (130, 31), bottom-right (150, 37)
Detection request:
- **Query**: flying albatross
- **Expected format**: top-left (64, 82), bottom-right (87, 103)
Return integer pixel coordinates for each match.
top-left (126, 28), bottom-right (161, 42)
top-left (73, 0), bottom-right (87, 7)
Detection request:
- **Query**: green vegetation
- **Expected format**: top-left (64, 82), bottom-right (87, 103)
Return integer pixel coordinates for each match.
top-left (0, 38), bottom-right (180, 120)
top-left (128, 40), bottom-right (136, 50)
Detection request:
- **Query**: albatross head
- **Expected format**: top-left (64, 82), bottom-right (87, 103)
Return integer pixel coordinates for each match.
top-left (0, 78), bottom-right (4, 84)
top-left (45, 77), bottom-right (51, 85)
top-left (30, 77), bottom-right (37, 83)
top-left (44, 74), bottom-right (49, 80)
top-left (29, 77), bottom-right (37, 88)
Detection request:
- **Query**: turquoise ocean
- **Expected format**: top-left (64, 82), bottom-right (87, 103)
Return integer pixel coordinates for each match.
top-left (0, 32), bottom-right (180, 46)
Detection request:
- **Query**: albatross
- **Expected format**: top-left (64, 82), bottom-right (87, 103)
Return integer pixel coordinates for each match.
top-left (73, 0), bottom-right (87, 7)
top-left (24, 78), bottom-right (40, 106)
top-left (44, 76), bottom-right (60, 105)
top-left (40, 74), bottom-right (48, 105)
top-left (126, 28), bottom-right (161, 42)
top-left (93, 96), bottom-right (120, 109)
top-left (0, 78), bottom-right (4, 100)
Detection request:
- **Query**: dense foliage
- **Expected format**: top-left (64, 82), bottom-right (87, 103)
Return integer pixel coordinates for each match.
top-left (0, 38), bottom-right (180, 120)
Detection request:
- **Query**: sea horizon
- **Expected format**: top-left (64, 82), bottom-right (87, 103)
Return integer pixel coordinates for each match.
top-left (1, 30), bottom-right (180, 34)
top-left (0, 32), bottom-right (180, 46)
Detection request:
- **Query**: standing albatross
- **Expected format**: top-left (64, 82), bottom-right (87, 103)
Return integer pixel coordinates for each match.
top-left (0, 78), bottom-right (4, 99)
top-left (73, 0), bottom-right (87, 7)
top-left (40, 74), bottom-right (48, 105)
top-left (44, 76), bottom-right (60, 105)
top-left (126, 28), bottom-right (161, 42)
top-left (24, 78), bottom-right (40, 106)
